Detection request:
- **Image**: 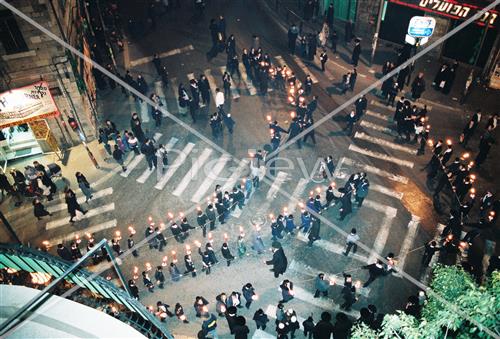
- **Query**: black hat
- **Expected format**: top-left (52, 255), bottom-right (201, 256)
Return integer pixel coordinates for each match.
top-left (272, 241), bottom-right (282, 249)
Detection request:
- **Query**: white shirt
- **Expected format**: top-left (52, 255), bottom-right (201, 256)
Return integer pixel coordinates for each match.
top-left (215, 92), bottom-right (225, 107)
top-left (346, 233), bottom-right (360, 244)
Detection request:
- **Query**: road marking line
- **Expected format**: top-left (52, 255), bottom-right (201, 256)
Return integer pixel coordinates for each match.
top-left (204, 69), bottom-right (219, 100)
top-left (129, 45), bottom-right (194, 67)
top-left (360, 120), bottom-right (396, 137)
top-left (221, 159), bottom-right (250, 193)
top-left (367, 213), bottom-right (395, 263)
top-left (286, 178), bottom-right (309, 215)
top-left (139, 100), bottom-right (150, 123)
top-left (340, 157), bottom-right (409, 184)
top-left (395, 215), bottom-right (420, 275)
top-left (289, 260), bottom-right (371, 297)
top-left (292, 56), bottom-right (319, 83)
top-left (238, 64), bottom-right (257, 96)
top-left (173, 148), bottom-right (213, 197)
top-left (370, 99), bottom-right (432, 111)
top-left (365, 109), bottom-right (390, 121)
top-left (252, 329), bottom-right (275, 339)
top-left (348, 144), bottom-right (414, 168)
top-left (46, 203), bottom-right (115, 230)
top-left (188, 153), bottom-right (230, 202)
top-left (329, 60), bottom-right (367, 78)
top-left (297, 232), bottom-right (369, 263)
top-left (155, 143), bottom-right (195, 190)
top-left (121, 133), bottom-right (162, 178)
top-left (370, 184), bottom-right (403, 200)
top-left (48, 219), bottom-right (117, 245)
top-left (354, 132), bottom-right (417, 155)
top-left (219, 66), bottom-right (241, 100)
top-left (136, 137), bottom-right (178, 183)
top-left (294, 286), bottom-right (360, 318)
top-left (232, 170), bottom-right (287, 219)
top-left (274, 55), bottom-right (286, 67)
top-left (47, 187), bottom-right (113, 213)
top-left (170, 77), bottom-right (185, 114)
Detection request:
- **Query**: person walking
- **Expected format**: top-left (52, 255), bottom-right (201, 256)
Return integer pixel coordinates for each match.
top-left (265, 241), bottom-right (288, 278)
top-left (65, 188), bottom-right (87, 223)
top-left (288, 23), bottom-right (299, 54)
top-left (141, 139), bottom-right (157, 171)
top-left (242, 283), bottom-right (256, 309)
top-left (112, 145), bottom-right (127, 172)
top-left (33, 198), bottom-right (52, 220)
top-left (156, 144), bottom-right (168, 180)
top-left (351, 39), bottom-right (361, 66)
top-left (362, 260), bottom-right (386, 287)
top-left (76, 172), bottom-right (93, 202)
top-left (314, 273), bottom-right (329, 298)
top-left (460, 109), bottom-right (482, 147)
top-left (201, 312), bottom-right (218, 339)
top-left (215, 88), bottom-right (225, 113)
top-left (280, 279), bottom-right (294, 302)
top-left (343, 228), bottom-right (360, 256)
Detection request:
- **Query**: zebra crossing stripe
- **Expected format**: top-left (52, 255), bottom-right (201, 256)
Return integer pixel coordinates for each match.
top-left (340, 157), bottom-right (409, 184)
top-left (360, 120), bottom-right (396, 136)
top-left (296, 232), bottom-right (370, 263)
top-left (289, 260), bottom-right (371, 297)
top-left (139, 101), bottom-right (150, 123)
top-left (187, 73), bottom-right (206, 108)
top-left (286, 178), bottom-right (309, 215)
top-left (348, 144), bottom-right (414, 168)
top-left (46, 203), bottom-right (115, 230)
top-left (136, 137), bottom-right (178, 184)
top-left (173, 148), bottom-right (213, 197)
top-left (292, 55), bottom-right (319, 83)
top-left (370, 183), bottom-right (403, 200)
top-left (238, 64), bottom-right (257, 95)
top-left (48, 219), bottom-right (118, 245)
top-left (189, 154), bottom-right (231, 203)
top-left (354, 131), bottom-right (417, 155)
top-left (155, 143), bottom-right (195, 190)
top-left (232, 171), bottom-right (287, 219)
top-left (370, 99), bottom-right (432, 111)
top-left (170, 77), bottom-right (185, 114)
top-left (366, 209), bottom-right (396, 264)
top-left (121, 133), bottom-right (162, 178)
top-left (204, 69), bottom-right (219, 99)
top-left (221, 159), bottom-right (250, 193)
top-left (252, 329), bottom-right (275, 339)
top-left (365, 109), bottom-right (390, 121)
top-left (394, 215), bottom-right (420, 276)
top-left (153, 80), bottom-right (168, 116)
top-left (219, 66), bottom-right (240, 100)
top-left (47, 187), bottom-right (113, 214)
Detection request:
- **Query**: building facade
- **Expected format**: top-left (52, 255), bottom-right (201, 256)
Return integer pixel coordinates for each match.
top-left (0, 0), bottom-right (97, 165)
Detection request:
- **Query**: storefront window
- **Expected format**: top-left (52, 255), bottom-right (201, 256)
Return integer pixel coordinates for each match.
top-left (0, 10), bottom-right (28, 55)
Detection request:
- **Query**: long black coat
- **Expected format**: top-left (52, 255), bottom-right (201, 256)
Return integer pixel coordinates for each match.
top-left (266, 247), bottom-right (288, 275)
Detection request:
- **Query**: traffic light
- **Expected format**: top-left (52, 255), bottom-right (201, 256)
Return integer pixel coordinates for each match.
top-left (68, 117), bottom-right (78, 131)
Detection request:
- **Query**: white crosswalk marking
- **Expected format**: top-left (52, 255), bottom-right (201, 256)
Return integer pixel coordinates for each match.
top-left (219, 66), bottom-right (240, 100)
top-left (136, 137), bottom-right (178, 183)
top-left (395, 215), bottom-right (420, 275)
top-left (187, 73), bottom-right (206, 108)
top-left (348, 144), bottom-right (414, 168)
top-left (139, 101), bottom-right (150, 123)
top-left (155, 143), bottom-right (195, 190)
top-left (121, 133), bottom-right (162, 178)
top-left (232, 171), bottom-right (288, 219)
top-left (170, 77), bottom-right (185, 114)
top-left (265, 305), bottom-right (305, 330)
top-left (129, 45), bottom-right (194, 67)
top-left (252, 329), bottom-right (275, 339)
top-left (286, 178), bottom-right (308, 215)
top-left (297, 232), bottom-right (369, 263)
top-left (274, 55), bottom-right (286, 67)
top-left (46, 203), bottom-right (115, 230)
top-left (292, 55), bottom-right (319, 83)
top-left (47, 188), bottom-right (113, 213)
top-left (221, 159), bottom-right (250, 193)
top-left (370, 184), bottom-right (403, 200)
top-left (365, 109), bottom-right (390, 121)
top-left (173, 148), bottom-right (213, 197)
top-left (366, 203), bottom-right (396, 263)
top-left (238, 64), bottom-right (257, 95)
top-left (339, 157), bottom-right (409, 184)
top-left (153, 81), bottom-right (168, 116)
top-left (189, 153), bottom-right (231, 202)
top-left (354, 132), bottom-right (417, 155)
top-left (289, 260), bottom-right (371, 297)
top-left (48, 219), bottom-right (118, 245)
top-left (360, 120), bottom-right (396, 136)
top-left (293, 286), bottom-right (360, 318)
top-left (204, 69), bottom-right (219, 99)
top-left (370, 99), bottom-right (432, 111)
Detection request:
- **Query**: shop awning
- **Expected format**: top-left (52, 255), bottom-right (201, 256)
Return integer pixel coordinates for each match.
top-left (0, 81), bottom-right (59, 129)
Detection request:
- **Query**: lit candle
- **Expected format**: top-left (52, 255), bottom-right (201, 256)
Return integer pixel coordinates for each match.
top-left (162, 256), bottom-right (168, 267)
top-left (145, 262), bottom-right (152, 271)
top-left (171, 251), bottom-right (177, 263)
top-left (185, 244), bottom-right (191, 255)
top-left (75, 234), bottom-right (81, 244)
top-left (128, 226), bottom-right (136, 235)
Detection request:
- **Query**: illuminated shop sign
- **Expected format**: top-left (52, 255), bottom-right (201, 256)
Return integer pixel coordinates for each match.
top-left (389, 0), bottom-right (498, 26)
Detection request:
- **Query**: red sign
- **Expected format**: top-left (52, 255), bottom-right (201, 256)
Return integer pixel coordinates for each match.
top-left (389, 0), bottom-right (499, 26)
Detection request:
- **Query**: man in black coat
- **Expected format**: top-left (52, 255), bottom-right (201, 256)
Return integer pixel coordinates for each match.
top-left (313, 311), bottom-right (334, 339)
top-left (351, 39), bottom-right (361, 66)
top-left (266, 241), bottom-right (288, 278)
